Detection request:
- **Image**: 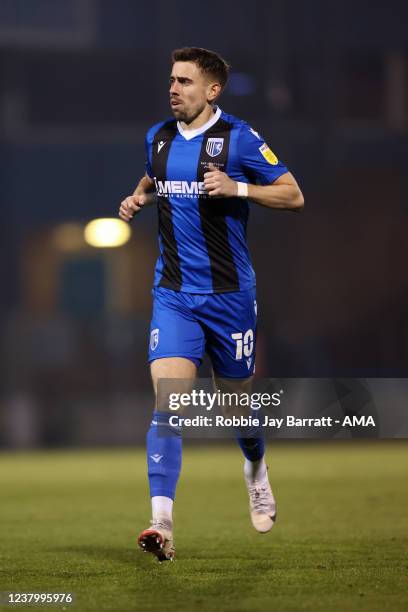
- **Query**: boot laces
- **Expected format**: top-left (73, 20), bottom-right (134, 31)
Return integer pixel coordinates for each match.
top-left (248, 483), bottom-right (273, 514)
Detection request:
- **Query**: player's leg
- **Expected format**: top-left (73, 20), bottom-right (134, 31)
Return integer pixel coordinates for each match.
top-left (213, 373), bottom-right (275, 533)
top-left (139, 356), bottom-right (197, 561)
top-left (212, 373), bottom-right (266, 477)
top-left (201, 286), bottom-right (262, 458)
top-left (138, 288), bottom-right (203, 561)
top-left (148, 356), bottom-right (197, 522)
top-left (201, 288), bottom-right (276, 533)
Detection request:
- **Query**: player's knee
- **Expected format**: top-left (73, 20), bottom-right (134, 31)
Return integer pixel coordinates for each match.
top-left (151, 357), bottom-right (197, 412)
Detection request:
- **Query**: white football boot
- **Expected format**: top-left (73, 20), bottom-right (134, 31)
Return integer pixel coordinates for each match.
top-left (137, 518), bottom-right (175, 562)
top-left (245, 468), bottom-right (277, 533)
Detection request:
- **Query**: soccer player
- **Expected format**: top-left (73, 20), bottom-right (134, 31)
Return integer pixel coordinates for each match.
top-left (119, 47), bottom-right (304, 561)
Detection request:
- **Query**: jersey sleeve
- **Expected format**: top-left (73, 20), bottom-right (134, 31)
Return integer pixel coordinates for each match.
top-left (144, 132), bottom-right (153, 178)
top-left (238, 124), bottom-right (288, 185)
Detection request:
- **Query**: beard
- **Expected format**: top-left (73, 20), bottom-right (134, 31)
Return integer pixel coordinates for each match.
top-left (171, 102), bottom-right (206, 124)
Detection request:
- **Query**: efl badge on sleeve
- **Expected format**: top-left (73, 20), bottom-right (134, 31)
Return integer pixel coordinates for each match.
top-left (206, 138), bottom-right (224, 157)
top-left (259, 143), bottom-right (278, 165)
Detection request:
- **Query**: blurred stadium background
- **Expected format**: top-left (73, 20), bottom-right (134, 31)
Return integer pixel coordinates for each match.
top-left (0, 0), bottom-right (407, 447)
top-left (1, 3), bottom-right (408, 611)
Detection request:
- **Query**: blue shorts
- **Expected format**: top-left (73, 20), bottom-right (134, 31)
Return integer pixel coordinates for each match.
top-left (148, 286), bottom-right (257, 378)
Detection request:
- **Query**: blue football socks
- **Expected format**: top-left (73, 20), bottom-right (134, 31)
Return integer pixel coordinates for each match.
top-left (236, 409), bottom-right (265, 462)
top-left (236, 435), bottom-right (265, 462)
top-left (146, 410), bottom-right (182, 500)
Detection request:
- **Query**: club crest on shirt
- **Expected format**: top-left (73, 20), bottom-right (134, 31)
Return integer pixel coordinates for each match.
top-left (206, 137), bottom-right (224, 157)
top-left (150, 328), bottom-right (159, 351)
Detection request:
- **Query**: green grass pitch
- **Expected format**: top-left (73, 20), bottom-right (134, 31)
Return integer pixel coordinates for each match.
top-left (1, 442), bottom-right (407, 611)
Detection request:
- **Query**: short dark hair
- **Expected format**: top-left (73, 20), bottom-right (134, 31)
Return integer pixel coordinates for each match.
top-left (171, 47), bottom-right (230, 88)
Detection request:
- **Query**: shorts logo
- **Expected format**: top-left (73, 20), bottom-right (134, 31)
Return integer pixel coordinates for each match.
top-left (206, 137), bottom-right (224, 157)
top-left (157, 140), bottom-right (166, 153)
top-left (259, 142), bottom-right (278, 165)
top-left (150, 454), bottom-right (163, 463)
top-left (150, 328), bottom-right (159, 351)
top-left (254, 300), bottom-right (257, 316)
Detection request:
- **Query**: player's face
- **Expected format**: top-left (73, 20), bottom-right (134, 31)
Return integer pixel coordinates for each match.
top-left (169, 61), bottom-right (216, 124)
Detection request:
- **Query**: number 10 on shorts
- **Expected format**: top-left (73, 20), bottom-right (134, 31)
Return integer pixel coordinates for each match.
top-left (231, 329), bottom-right (254, 360)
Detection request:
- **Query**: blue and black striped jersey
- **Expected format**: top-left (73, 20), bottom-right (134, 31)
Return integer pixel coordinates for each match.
top-left (145, 106), bottom-right (288, 293)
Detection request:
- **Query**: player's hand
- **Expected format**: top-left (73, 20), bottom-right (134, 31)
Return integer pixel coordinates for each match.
top-left (203, 163), bottom-right (238, 198)
top-left (119, 194), bottom-right (146, 221)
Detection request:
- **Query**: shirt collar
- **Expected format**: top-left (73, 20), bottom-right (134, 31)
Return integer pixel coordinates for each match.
top-left (177, 106), bottom-right (222, 141)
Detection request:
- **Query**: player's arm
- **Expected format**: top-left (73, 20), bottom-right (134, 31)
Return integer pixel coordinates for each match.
top-left (246, 172), bottom-right (304, 211)
top-left (203, 166), bottom-right (304, 212)
top-left (119, 173), bottom-right (156, 222)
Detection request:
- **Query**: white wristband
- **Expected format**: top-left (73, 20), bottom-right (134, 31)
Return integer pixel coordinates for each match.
top-left (236, 182), bottom-right (248, 198)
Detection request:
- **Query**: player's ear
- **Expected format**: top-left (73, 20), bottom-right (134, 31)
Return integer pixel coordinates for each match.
top-left (207, 81), bottom-right (222, 103)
